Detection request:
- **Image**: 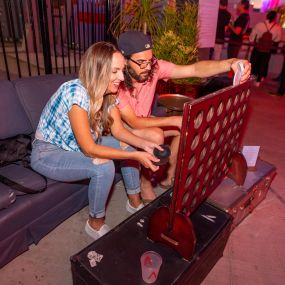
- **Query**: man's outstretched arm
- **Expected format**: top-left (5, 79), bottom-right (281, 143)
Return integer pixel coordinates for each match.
top-left (170, 58), bottom-right (251, 83)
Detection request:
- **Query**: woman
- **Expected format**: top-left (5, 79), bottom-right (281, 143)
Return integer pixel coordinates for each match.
top-left (249, 10), bottom-right (282, 86)
top-left (31, 42), bottom-right (160, 240)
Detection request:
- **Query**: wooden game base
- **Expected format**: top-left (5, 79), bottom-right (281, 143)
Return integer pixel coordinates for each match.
top-left (147, 206), bottom-right (197, 261)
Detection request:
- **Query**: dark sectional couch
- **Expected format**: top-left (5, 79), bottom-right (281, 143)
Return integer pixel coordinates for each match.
top-left (0, 74), bottom-right (91, 268)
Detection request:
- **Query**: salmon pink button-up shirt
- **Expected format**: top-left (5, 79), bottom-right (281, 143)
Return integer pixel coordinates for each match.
top-left (117, 60), bottom-right (175, 117)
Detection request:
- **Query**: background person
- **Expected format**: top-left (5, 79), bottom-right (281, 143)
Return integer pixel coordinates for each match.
top-left (227, 0), bottom-right (250, 58)
top-left (270, 44), bottom-right (285, 96)
top-left (249, 10), bottom-right (282, 87)
top-left (275, 54), bottom-right (285, 96)
top-left (31, 42), bottom-right (160, 240)
top-left (117, 31), bottom-right (252, 202)
top-left (213, 0), bottom-right (231, 60)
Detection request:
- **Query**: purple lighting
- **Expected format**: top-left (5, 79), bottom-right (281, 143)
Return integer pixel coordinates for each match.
top-left (261, 0), bottom-right (280, 12)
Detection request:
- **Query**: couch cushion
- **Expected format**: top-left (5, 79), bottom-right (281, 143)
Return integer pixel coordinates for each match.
top-left (13, 74), bottom-right (77, 131)
top-left (0, 181), bottom-right (88, 268)
top-left (0, 164), bottom-right (50, 195)
top-left (0, 80), bottom-right (32, 139)
top-left (0, 181), bottom-right (88, 241)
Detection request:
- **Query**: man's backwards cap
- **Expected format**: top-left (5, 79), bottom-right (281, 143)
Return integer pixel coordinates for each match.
top-left (117, 31), bottom-right (152, 57)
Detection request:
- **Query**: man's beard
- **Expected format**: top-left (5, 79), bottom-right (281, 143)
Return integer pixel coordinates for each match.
top-left (126, 65), bottom-right (150, 82)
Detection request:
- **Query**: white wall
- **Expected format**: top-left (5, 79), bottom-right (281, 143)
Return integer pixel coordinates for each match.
top-left (198, 0), bottom-right (219, 48)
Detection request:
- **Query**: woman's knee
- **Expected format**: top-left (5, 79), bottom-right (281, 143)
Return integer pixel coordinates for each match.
top-left (92, 158), bottom-right (113, 165)
top-left (90, 159), bottom-right (115, 178)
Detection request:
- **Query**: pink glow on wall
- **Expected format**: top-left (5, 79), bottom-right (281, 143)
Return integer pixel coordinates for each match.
top-left (261, 0), bottom-right (280, 12)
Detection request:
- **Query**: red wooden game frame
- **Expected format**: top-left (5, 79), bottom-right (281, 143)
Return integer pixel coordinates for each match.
top-left (148, 79), bottom-right (253, 260)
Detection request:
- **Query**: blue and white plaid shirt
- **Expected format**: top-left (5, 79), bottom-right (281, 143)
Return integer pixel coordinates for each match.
top-left (36, 79), bottom-right (90, 152)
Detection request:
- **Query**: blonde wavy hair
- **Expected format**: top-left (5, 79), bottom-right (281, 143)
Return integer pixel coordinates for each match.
top-left (79, 42), bottom-right (119, 137)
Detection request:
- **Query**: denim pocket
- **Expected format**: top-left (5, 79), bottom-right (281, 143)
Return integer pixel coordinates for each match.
top-left (32, 140), bottom-right (61, 161)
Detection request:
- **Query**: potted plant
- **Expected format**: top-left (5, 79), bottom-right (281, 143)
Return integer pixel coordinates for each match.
top-left (109, 0), bottom-right (164, 38)
top-left (152, 1), bottom-right (201, 97)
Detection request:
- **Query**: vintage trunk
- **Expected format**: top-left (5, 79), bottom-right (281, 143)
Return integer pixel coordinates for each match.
top-left (71, 190), bottom-right (232, 285)
top-left (207, 159), bottom-right (276, 231)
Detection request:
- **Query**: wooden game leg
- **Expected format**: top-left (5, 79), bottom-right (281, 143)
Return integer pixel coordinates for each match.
top-left (227, 152), bottom-right (248, 186)
top-left (147, 206), bottom-right (197, 261)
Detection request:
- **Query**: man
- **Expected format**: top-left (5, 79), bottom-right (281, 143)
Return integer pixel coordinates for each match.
top-left (214, 0), bottom-right (231, 60)
top-left (117, 31), bottom-right (251, 202)
top-left (271, 44), bottom-right (285, 96)
top-left (276, 55), bottom-right (285, 96)
top-left (227, 0), bottom-right (250, 58)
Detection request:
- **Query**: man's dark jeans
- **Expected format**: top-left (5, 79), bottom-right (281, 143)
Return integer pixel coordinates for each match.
top-left (278, 55), bottom-right (285, 95)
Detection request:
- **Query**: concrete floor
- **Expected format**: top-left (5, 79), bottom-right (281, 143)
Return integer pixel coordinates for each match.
top-left (0, 79), bottom-right (284, 284)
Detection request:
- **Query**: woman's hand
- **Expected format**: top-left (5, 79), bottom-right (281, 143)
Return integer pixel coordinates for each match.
top-left (135, 151), bottom-right (160, 172)
top-left (230, 59), bottom-right (251, 83)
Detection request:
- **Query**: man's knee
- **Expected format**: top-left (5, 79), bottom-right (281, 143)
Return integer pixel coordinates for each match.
top-left (164, 129), bottom-right (181, 138)
top-left (150, 127), bottom-right (164, 144)
top-left (133, 127), bottom-right (164, 144)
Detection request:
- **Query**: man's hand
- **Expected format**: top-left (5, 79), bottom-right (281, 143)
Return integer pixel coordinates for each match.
top-left (141, 141), bottom-right (163, 155)
top-left (230, 59), bottom-right (251, 83)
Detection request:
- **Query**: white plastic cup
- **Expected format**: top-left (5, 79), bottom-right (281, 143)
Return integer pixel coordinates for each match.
top-left (140, 251), bottom-right (162, 284)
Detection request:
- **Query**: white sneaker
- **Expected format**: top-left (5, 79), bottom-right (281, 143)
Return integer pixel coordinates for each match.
top-left (85, 220), bottom-right (110, 240)
top-left (126, 200), bottom-right (144, 214)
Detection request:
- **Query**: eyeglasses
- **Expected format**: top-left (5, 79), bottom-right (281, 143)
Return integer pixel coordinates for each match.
top-left (128, 57), bottom-right (157, 69)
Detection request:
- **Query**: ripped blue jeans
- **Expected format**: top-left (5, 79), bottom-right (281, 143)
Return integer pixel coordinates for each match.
top-left (31, 136), bottom-right (140, 218)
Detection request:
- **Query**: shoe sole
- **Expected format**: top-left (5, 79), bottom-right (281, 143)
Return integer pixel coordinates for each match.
top-left (126, 200), bottom-right (144, 214)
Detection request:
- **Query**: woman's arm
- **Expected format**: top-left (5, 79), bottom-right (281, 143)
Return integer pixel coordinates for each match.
top-left (109, 107), bottom-right (162, 154)
top-left (68, 105), bottom-right (159, 171)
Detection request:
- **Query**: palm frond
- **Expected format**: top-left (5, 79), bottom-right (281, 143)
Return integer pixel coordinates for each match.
top-left (109, 0), bottom-right (164, 38)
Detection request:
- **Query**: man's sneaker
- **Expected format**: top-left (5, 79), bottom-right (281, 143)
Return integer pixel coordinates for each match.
top-left (126, 199), bottom-right (144, 214)
top-left (85, 220), bottom-right (110, 240)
